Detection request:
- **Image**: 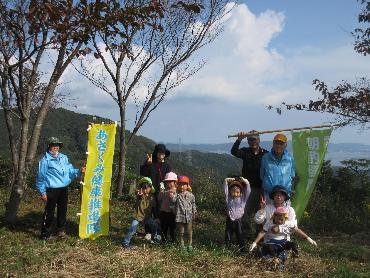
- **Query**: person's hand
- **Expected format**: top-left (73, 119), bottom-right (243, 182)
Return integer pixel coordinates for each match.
top-left (80, 166), bottom-right (86, 173)
top-left (136, 189), bottom-right (143, 196)
top-left (40, 194), bottom-right (47, 203)
top-left (155, 218), bottom-right (160, 224)
top-left (146, 153), bottom-right (152, 165)
top-left (307, 237), bottom-right (317, 246)
top-left (225, 178), bottom-right (235, 183)
top-left (159, 182), bottom-right (165, 192)
top-left (259, 195), bottom-right (266, 209)
top-left (237, 132), bottom-right (247, 140)
top-left (249, 242), bottom-right (257, 252)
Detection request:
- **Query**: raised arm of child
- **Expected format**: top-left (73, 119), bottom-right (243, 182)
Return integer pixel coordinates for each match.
top-left (223, 178), bottom-right (234, 200)
top-left (240, 177), bottom-right (251, 202)
top-left (293, 227), bottom-right (317, 246)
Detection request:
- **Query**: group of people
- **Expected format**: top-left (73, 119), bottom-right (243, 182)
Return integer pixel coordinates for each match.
top-left (228, 131), bottom-right (317, 267)
top-left (35, 132), bottom-right (317, 267)
top-left (122, 144), bottom-right (196, 251)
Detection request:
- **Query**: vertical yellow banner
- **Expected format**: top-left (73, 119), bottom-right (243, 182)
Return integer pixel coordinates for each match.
top-left (79, 123), bottom-right (116, 239)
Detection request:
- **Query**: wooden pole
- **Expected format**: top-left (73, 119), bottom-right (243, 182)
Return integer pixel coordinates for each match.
top-left (228, 123), bottom-right (342, 138)
top-left (76, 123), bottom-right (92, 217)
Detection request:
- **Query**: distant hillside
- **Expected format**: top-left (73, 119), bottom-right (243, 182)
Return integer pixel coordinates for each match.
top-left (0, 108), bottom-right (241, 191)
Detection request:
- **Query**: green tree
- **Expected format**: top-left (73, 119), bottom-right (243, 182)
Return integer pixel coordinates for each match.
top-left (303, 159), bottom-right (370, 233)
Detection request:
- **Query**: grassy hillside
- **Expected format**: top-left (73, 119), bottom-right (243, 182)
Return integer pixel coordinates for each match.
top-left (0, 188), bottom-right (369, 277)
top-left (1, 110), bottom-right (369, 277)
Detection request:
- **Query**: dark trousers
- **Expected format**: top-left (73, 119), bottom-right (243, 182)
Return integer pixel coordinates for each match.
top-left (262, 239), bottom-right (299, 258)
top-left (225, 216), bottom-right (245, 251)
top-left (159, 211), bottom-right (176, 242)
top-left (41, 187), bottom-right (68, 238)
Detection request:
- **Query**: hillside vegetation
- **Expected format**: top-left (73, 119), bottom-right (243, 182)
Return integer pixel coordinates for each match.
top-left (0, 188), bottom-right (369, 277)
top-left (0, 108), bottom-right (369, 277)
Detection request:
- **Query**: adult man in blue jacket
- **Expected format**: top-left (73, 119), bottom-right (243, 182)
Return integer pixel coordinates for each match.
top-left (260, 133), bottom-right (296, 203)
top-left (36, 137), bottom-right (85, 240)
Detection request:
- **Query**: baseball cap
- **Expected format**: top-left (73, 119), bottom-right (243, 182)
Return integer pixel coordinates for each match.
top-left (273, 133), bottom-right (288, 143)
top-left (178, 175), bottom-right (190, 184)
top-left (163, 172), bottom-right (178, 181)
top-left (247, 130), bottom-right (259, 140)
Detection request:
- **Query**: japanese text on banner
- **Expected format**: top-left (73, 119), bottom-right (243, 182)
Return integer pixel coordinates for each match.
top-left (79, 124), bottom-right (116, 240)
top-left (291, 129), bottom-right (331, 220)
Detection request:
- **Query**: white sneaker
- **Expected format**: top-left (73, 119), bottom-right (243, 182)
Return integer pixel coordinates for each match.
top-left (144, 233), bottom-right (152, 241)
top-left (154, 234), bottom-right (161, 242)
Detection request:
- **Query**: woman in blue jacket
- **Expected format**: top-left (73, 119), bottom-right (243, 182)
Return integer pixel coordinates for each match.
top-left (36, 137), bottom-right (85, 240)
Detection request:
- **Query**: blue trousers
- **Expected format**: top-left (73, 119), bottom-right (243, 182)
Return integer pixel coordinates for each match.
top-left (122, 218), bottom-right (159, 246)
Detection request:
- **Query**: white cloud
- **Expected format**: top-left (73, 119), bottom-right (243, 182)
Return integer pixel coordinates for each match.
top-left (176, 4), bottom-right (286, 102)
top-left (53, 2), bottom-right (369, 139)
top-left (174, 3), bottom-right (370, 106)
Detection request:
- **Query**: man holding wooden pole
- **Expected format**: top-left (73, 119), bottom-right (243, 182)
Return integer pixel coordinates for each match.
top-left (230, 130), bottom-right (268, 240)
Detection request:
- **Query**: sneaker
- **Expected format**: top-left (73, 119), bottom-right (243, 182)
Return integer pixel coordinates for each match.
top-left (56, 231), bottom-right (66, 238)
top-left (42, 235), bottom-right (58, 241)
top-left (153, 234), bottom-right (161, 242)
top-left (122, 244), bottom-right (135, 250)
top-left (272, 257), bottom-right (281, 269)
top-left (144, 233), bottom-right (152, 241)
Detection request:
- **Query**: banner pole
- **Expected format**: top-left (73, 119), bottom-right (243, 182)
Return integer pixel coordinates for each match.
top-left (227, 123), bottom-right (342, 138)
top-left (76, 123), bottom-right (93, 217)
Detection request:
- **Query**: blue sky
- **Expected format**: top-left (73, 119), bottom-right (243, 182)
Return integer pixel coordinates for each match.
top-left (66, 1), bottom-right (369, 145)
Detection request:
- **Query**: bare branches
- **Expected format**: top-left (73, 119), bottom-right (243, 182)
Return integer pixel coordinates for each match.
top-left (269, 78), bottom-right (370, 128)
top-left (75, 0), bottom-right (230, 196)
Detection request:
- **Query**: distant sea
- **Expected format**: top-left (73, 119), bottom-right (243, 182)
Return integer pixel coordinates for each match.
top-left (324, 150), bottom-right (370, 165)
top-left (166, 142), bottom-right (370, 166)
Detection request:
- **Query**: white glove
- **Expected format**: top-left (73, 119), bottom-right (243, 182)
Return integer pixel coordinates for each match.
top-left (307, 237), bottom-right (317, 246)
top-left (249, 242), bottom-right (257, 252)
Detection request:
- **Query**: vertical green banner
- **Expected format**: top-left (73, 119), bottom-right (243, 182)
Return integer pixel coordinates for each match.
top-left (291, 129), bottom-right (332, 220)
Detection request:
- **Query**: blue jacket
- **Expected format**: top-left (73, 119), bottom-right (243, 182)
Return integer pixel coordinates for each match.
top-left (260, 149), bottom-right (295, 195)
top-left (36, 152), bottom-right (81, 195)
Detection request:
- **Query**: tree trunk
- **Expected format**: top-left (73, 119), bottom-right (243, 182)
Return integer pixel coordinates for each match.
top-left (4, 117), bottom-right (29, 223)
top-left (116, 142), bottom-right (127, 198)
top-left (116, 104), bottom-right (127, 198)
top-left (4, 179), bottom-right (24, 224)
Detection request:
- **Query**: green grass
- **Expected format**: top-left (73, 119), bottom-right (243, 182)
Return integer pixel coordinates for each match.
top-left (0, 188), bottom-right (369, 277)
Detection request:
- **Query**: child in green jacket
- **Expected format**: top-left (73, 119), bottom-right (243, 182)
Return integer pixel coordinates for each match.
top-left (122, 177), bottom-right (160, 249)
